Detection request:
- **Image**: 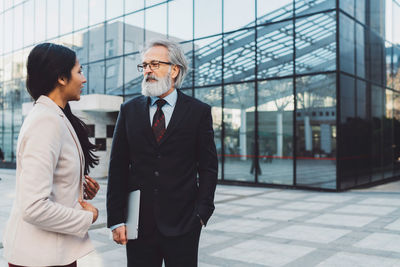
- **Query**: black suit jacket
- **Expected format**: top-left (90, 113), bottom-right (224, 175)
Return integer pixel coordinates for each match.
top-left (107, 90), bottom-right (218, 237)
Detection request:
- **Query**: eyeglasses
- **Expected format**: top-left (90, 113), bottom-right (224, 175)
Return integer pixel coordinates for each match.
top-left (137, 60), bottom-right (173, 72)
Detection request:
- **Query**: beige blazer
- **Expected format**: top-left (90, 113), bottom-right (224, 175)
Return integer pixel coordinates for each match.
top-left (3, 96), bottom-right (94, 266)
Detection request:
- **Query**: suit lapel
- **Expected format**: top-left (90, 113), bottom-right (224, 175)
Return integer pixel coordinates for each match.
top-left (158, 90), bottom-right (189, 146)
top-left (139, 96), bottom-right (158, 147)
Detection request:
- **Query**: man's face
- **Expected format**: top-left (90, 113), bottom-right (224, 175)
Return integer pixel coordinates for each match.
top-left (142, 45), bottom-right (171, 81)
top-left (141, 46), bottom-right (179, 97)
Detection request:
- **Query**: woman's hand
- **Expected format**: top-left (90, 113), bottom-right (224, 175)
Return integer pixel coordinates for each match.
top-left (79, 200), bottom-right (99, 223)
top-left (83, 175), bottom-right (100, 200)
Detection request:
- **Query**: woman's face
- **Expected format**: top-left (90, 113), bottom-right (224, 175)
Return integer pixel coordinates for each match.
top-left (63, 59), bottom-right (86, 101)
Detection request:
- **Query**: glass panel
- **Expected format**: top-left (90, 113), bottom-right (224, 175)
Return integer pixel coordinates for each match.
top-left (258, 21), bottom-right (293, 79)
top-left (295, 0), bottom-right (335, 17)
top-left (4, 10), bottom-right (13, 53)
top-left (383, 89), bottom-right (394, 179)
top-left (4, 0), bottom-right (13, 10)
top-left (106, 0), bottom-right (123, 20)
top-left (88, 24), bottom-right (105, 62)
top-left (339, 74), bottom-right (356, 188)
top-left (3, 55), bottom-right (12, 81)
top-left (371, 84), bottom-right (383, 182)
top-left (88, 61), bottom-right (105, 94)
top-left (224, 82), bottom-right (255, 182)
top-left (296, 74), bottom-right (336, 189)
top-left (369, 0), bottom-right (385, 38)
top-left (180, 44), bottom-right (193, 89)
top-left (74, 0), bottom-right (88, 31)
top-left (393, 92), bottom-right (400, 176)
top-left (23, 0), bottom-right (34, 46)
top-left (194, 36), bottom-right (222, 87)
top-left (73, 29), bottom-right (89, 64)
top-left (356, 79), bottom-right (366, 119)
top-left (340, 13), bottom-right (355, 75)
top-left (125, 0), bottom-right (144, 13)
top-left (386, 42), bottom-right (393, 89)
top-left (0, 13), bottom-right (4, 55)
top-left (339, 0), bottom-right (354, 17)
top-left (356, 22), bottom-right (365, 78)
top-left (394, 46), bottom-right (400, 91)
top-left (57, 34), bottom-right (73, 48)
top-left (296, 12), bottom-right (336, 74)
top-left (194, 86), bottom-right (222, 180)
top-left (224, 28), bottom-right (255, 83)
top-left (125, 11), bottom-right (144, 54)
top-left (105, 57), bottom-right (123, 94)
top-left (368, 30), bottom-right (385, 86)
top-left (106, 18), bottom-right (124, 58)
top-left (257, 0), bottom-right (293, 24)
top-left (258, 78), bottom-right (293, 185)
top-left (145, 3), bottom-right (167, 41)
top-left (393, 2), bottom-right (400, 45)
top-left (355, 79), bottom-right (370, 185)
top-left (124, 53), bottom-right (142, 96)
top-left (355, 0), bottom-right (365, 24)
top-left (81, 64), bottom-right (89, 95)
top-left (340, 74), bottom-right (355, 123)
top-left (168, 0), bottom-right (193, 41)
top-left (60, 0), bottom-right (73, 35)
top-left (146, 0), bottom-right (165, 6)
top-left (89, 0), bottom-right (105, 26)
top-left (224, 0), bottom-right (255, 33)
top-left (47, 0), bottom-right (59, 39)
top-left (194, 0), bottom-right (222, 38)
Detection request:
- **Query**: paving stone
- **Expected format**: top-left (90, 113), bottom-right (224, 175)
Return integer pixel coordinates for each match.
top-left (354, 233), bottom-right (400, 253)
top-left (307, 214), bottom-right (377, 227)
top-left (316, 252), bottom-right (400, 267)
top-left (212, 239), bottom-right (314, 266)
top-left (267, 225), bottom-right (351, 244)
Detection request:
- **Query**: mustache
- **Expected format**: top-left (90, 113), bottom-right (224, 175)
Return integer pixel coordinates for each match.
top-left (144, 74), bottom-right (158, 82)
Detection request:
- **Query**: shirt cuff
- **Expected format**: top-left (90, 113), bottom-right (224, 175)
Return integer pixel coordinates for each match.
top-left (110, 223), bottom-right (125, 231)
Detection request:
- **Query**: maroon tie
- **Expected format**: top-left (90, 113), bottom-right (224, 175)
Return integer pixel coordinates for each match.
top-left (152, 99), bottom-right (167, 143)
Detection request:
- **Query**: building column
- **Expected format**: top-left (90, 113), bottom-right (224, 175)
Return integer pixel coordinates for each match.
top-left (304, 116), bottom-right (312, 152)
top-left (276, 112), bottom-right (283, 157)
top-left (320, 123), bottom-right (332, 154)
top-left (240, 108), bottom-right (247, 160)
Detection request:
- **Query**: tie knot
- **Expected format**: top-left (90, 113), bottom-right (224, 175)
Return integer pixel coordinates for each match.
top-left (156, 99), bottom-right (167, 109)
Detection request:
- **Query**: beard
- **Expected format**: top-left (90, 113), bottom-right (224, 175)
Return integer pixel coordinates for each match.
top-left (141, 71), bottom-right (172, 97)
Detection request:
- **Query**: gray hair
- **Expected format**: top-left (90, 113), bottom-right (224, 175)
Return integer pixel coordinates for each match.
top-left (142, 39), bottom-right (188, 88)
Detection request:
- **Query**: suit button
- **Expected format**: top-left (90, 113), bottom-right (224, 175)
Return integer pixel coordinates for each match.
top-left (154, 171), bottom-right (160, 177)
top-left (157, 154), bottom-right (161, 159)
top-left (154, 189), bottom-right (159, 194)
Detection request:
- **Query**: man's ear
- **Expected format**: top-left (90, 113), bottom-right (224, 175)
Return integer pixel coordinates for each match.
top-left (57, 76), bottom-right (67, 86)
top-left (171, 65), bottom-right (180, 79)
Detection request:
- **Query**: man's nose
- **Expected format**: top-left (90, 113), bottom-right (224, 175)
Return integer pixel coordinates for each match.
top-left (144, 64), bottom-right (153, 75)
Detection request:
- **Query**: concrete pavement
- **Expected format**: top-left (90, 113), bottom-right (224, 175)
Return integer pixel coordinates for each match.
top-left (1, 168), bottom-right (400, 266)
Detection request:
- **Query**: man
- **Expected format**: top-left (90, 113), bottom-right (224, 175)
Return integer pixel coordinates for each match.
top-left (107, 39), bottom-right (218, 267)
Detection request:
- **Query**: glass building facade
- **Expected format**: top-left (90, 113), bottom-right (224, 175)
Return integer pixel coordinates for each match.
top-left (1, 0), bottom-right (400, 190)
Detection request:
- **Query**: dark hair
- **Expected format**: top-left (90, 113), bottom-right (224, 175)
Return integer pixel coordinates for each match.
top-left (26, 43), bottom-right (98, 174)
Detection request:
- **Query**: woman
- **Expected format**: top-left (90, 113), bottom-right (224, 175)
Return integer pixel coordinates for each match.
top-left (3, 43), bottom-right (100, 267)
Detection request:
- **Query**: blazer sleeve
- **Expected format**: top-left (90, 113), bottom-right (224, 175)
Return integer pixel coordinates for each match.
top-left (196, 104), bottom-right (218, 225)
top-left (106, 103), bottom-right (130, 228)
top-left (19, 113), bottom-right (93, 238)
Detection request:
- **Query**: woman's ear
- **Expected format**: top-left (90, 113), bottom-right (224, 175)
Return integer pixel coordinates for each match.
top-left (57, 76), bottom-right (67, 86)
top-left (171, 65), bottom-right (180, 79)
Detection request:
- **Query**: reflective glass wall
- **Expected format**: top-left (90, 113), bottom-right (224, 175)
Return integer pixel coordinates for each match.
top-left (0, 0), bottom-right (399, 190)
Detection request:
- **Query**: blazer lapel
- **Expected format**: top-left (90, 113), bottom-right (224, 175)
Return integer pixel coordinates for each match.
top-left (158, 90), bottom-right (189, 146)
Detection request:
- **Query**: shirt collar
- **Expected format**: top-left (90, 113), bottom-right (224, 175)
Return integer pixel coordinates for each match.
top-left (150, 89), bottom-right (177, 107)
